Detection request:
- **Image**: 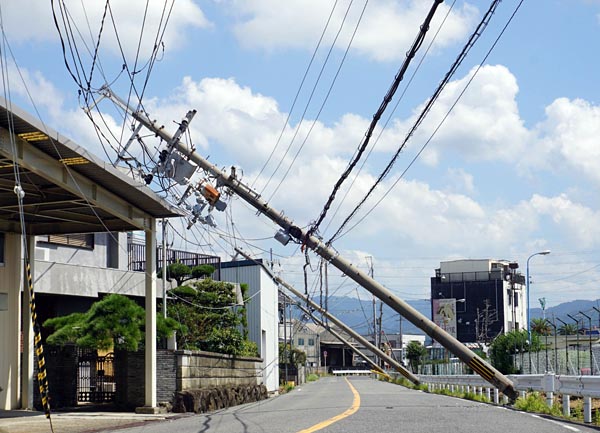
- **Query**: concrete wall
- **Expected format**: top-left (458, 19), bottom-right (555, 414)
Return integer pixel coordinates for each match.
top-left (177, 350), bottom-right (262, 390)
top-left (35, 233), bottom-right (128, 270)
top-left (440, 259), bottom-right (492, 274)
top-left (0, 233), bottom-right (22, 410)
top-left (33, 260), bottom-right (171, 298)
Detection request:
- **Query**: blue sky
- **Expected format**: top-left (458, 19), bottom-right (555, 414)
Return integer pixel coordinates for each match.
top-left (1, 0), bottom-right (599, 309)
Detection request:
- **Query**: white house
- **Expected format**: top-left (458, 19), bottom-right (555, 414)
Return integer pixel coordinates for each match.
top-left (220, 259), bottom-right (279, 393)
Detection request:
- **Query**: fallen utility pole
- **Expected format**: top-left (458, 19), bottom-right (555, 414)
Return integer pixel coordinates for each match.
top-left (101, 87), bottom-right (518, 400)
top-left (235, 247), bottom-right (417, 383)
top-left (280, 291), bottom-right (386, 376)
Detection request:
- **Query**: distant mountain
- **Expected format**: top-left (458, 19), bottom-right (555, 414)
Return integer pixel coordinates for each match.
top-left (304, 295), bottom-right (430, 336)
top-left (530, 299), bottom-right (600, 325)
top-left (306, 296), bottom-right (600, 337)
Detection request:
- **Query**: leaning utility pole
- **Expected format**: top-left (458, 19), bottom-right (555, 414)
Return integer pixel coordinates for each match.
top-left (280, 291), bottom-right (386, 375)
top-left (235, 247), bottom-right (418, 384)
top-left (101, 87), bottom-right (518, 400)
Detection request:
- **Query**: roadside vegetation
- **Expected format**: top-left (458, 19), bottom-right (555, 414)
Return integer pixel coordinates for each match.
top-left (306, 373), bottom-right (319, 382)
top-left (44, 263), bottom-right (258, 357)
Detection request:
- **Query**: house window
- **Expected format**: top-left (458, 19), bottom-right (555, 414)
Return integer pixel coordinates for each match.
top-left (297, 337), bottom-right (305, 346)
top-left (40, 234), bottom-right (94, 249)
top-left (308, 338), bottom-right (315, 346)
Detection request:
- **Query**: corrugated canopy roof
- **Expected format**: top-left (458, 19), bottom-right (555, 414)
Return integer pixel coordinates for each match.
top-left (0, 97), bottom-right (183, 235)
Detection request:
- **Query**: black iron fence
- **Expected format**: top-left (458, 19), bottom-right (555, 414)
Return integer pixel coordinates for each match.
top-left (77, 349), bottom-right (116, 403)
top-left (128, 242), bottom-right (220, 279)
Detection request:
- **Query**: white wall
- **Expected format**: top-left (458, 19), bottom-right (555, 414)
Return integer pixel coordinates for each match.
top-left (502, 281), bottom-right (527, 331)
top-left (35, 233), bottom-right (128, 270)
top-left (440, 259), bottom-right (492, 274)
top-left (259, 270), bottom-right (279, 392)
top-left (0, 233), bottom-right (22, 409)
top-left (220, 263), bottom-right (279, 392)
top-left (32, 262), bottom-right (165, 298)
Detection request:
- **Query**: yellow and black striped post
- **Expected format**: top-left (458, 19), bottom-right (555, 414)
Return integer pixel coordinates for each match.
top-left (26, 260), bottom-right (53, 427)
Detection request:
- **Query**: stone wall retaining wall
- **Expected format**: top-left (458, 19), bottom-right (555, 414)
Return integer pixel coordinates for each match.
top-left (172, 384), bottom-right (268, 413)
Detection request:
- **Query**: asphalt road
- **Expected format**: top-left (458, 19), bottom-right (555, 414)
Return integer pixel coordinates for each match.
top-left (104, 377), bottom-right (600, 433)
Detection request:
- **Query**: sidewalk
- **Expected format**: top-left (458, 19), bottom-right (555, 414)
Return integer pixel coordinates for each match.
top-left (0, 409), bottom-right (185, 433)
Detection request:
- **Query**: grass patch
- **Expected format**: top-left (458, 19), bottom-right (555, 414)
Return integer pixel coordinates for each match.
top-left (279, 382), bottom-right (295, 394)
top-left (514, 392), bottom-right (562, 417)
top-left (307, 373), bottom-right (319, 382)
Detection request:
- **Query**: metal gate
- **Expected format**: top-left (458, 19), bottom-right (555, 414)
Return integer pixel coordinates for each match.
top-left (77, 349), bottom-right (116, 403)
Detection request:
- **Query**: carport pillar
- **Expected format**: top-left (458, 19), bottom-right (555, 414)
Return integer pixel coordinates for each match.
top-left (0, 233), bottom-right (22, 409)
top-left (20, 235), bottom-right (35, 409)
top-left (144, 219), bottom-right (157, 409)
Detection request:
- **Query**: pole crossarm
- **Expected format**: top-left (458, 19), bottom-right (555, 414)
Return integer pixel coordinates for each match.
top-left (102, 87), bottom-right (518, 400)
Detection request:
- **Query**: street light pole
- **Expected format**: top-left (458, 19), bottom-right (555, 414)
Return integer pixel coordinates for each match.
top-left (526, 250), bottom-right (551, 346)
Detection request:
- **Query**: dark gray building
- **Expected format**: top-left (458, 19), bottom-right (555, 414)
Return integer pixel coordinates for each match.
top-left (430, 259), bottom-right (526, 343)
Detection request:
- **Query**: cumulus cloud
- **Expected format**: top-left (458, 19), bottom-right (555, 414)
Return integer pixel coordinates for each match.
top-left (2, 0), bottom-right (210, 57)
top-left (401, 64), bottom-right (531, 164)
top-left (532, 98), bottom-right (600, 184)
top-left (9, 64), bottom-right (599, 307)
top-left (528, 194), bottom-right (600, 248)
top-left (444, 168), bottom-right (475, 194)
top-left (6, 66), bottom-right (65, 119)
top-left (229, 0), bottom-right (478, 61)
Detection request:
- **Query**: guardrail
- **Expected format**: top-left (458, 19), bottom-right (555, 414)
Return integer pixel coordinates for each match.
top-left (416, 373), bottom-right (599, 423)
top-left (332, 369), bottom-right (374, 376)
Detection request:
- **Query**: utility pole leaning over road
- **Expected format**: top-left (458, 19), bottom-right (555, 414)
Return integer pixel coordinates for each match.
top-left (235, 247), bottom-right (418, 384)
top-left (280, 291), bottom-right (387, 376)
top-left (101, 87), bottom-right (518, 400)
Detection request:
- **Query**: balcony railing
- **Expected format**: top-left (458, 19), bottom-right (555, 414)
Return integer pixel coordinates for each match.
top-left (434, 270), bottom-right (525, 285)
top-left (128, 241), bottom-right (220, 280)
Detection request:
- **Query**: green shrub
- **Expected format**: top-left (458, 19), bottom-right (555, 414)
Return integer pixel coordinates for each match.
top-left (394, 377), bottom-right (411, 387)
top-left (307, 374), bottom-right (319, 382)
top-left (514, 392), bottom-right (562, 416)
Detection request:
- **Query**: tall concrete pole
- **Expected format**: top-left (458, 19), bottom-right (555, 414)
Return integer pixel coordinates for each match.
top-left (235, 247), bottom-right (418, 384)
top-left (283, 292), bottom-right (386, 375)
top-left (101, 87), bottom-right (518, 400)
top-left (162, 219), bottom-right (167, 319)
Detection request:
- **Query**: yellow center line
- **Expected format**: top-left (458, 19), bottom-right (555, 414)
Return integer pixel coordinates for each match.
top-left (296, 377), bottom-right (361, 433)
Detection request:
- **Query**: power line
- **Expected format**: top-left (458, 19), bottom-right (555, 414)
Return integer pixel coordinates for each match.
top-left (331, 0), bottom-right (522, 242)
top-left (307, 0), bottom-right (444, 241)
top-left (252, 0), bottom-right (341, 188)
top-left (320, 0), bottom-right (457, 237)
top-left (261, 0), bottom-right (366, 199)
